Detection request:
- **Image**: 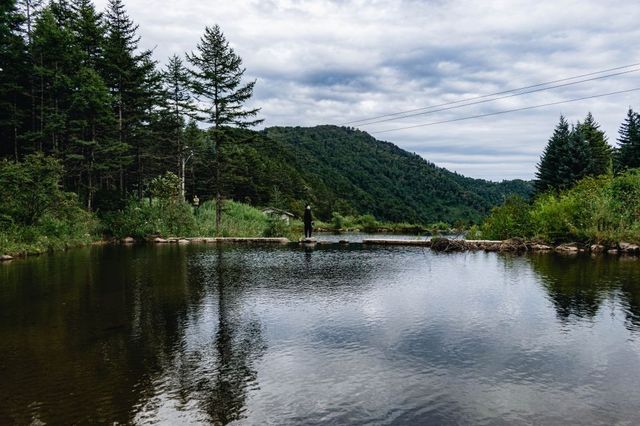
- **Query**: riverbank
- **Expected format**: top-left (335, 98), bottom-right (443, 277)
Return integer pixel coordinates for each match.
top-left (475, 171), bottom-right (640, 246)
top-left (4, 235), bottom-right (639, 263)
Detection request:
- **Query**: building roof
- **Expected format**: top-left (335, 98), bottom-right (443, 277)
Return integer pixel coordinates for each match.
top-left (262, 207), bottom-right (295, 217)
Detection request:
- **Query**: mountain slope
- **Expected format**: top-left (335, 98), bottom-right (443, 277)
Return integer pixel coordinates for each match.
top-left (197, 125), bottom-right (532, 224)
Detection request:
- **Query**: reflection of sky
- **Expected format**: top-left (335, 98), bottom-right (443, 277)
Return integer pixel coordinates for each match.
top-left (132, 247), bottom-right (640, 424)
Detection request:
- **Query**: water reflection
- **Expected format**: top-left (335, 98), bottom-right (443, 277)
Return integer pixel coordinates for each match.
top-left (1, 246), bottom-right (640, 424)
top-left (529, 253), bottom-right (640, 330)
top-left (186, 246), bottom-right (266, 424)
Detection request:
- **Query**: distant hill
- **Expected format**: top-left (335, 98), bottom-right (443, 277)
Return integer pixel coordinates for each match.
top-left (196, 125), bottom-right (532, 224)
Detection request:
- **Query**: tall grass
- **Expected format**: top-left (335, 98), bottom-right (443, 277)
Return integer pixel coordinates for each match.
top-left (103, 199), bottom-right (298, 239)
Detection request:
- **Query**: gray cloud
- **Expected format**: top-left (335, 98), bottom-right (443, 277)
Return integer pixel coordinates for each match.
top-left (94, 0), bottom-right (640, 180)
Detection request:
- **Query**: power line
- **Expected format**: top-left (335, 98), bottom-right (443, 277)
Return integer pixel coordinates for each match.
top-left (351, 68), bottom-right (640, 127)
top-left (340, 62), bottom-right (640, 126)
top-left (371, 87), bottom-right (640, 135)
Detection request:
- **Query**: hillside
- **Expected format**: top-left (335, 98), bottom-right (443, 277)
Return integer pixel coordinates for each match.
top-left (193, 125), bottom-right (532, 225)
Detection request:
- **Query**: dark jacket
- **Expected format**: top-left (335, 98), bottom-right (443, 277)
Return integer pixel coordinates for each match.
top-left (304, 208), bottom-right (312, 225)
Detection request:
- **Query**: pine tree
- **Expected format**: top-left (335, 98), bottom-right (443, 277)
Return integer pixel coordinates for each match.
top-left (102, 0), bottom-right (157, 197)
top-left (616, 108), bottom-right (640, 171)
top-left (0, 0), bottom-right (29, 160)
top-left (162, 54), bottom-right (199, 198)
top-left (30, 3), bottom-right (79, 154)
top-left (535, 115), bottom-right (570, 193)
top-left (187, 24), bottom-right (262, 235)
top-left (563, 123), bottom-right (592, 188)
top-left (71, 0), bottom-right (104, 69)
top-left (67, 66), bottom-right (114, 209)
top-left (578, 112), bottom-right (612, 176)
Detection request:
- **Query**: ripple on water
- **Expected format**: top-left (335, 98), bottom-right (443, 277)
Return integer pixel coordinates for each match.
top-left (1, 245), bottom-right (640, 424)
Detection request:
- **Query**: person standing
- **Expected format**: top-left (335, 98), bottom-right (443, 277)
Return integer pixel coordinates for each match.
top-left (304, 204), bottom-right (313, 238)
top-left (193, 195), bottom-right (200, 216)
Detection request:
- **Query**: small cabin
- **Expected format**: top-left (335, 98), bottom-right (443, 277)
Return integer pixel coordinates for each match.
top-left (262, 207), bottom-right (295, 224)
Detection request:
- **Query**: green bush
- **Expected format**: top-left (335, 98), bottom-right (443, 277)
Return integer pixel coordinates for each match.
top-left (331, 212), bottom-right (345, 230)
top-left (0, 155), bottom-right (98, 255)
top-left (196, 200), bottom-right (269, 237)
top-left (356, 214), bottom-right (379, 232)
top-left (480, 171), bottom-right (640, 244)
top-left (103, 198), bottom-right (197, 239)
top-left (481, 196), bottom-right (533, 240)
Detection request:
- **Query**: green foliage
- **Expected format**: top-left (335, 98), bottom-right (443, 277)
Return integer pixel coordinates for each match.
top-left (481, 171), bottom-right (640, 244)
top-left (355, 214), bottom-right (380, 232)
top-left (0, 155), bottom-right (97, 254)
top-left (103, 197), bottom-right (197, 239)
top-left (149, 171), bottom-right (181, 201)
top-left (616, 108), bottom-right (640, 172)
top-left (0, 153), bottom-right (65, 225)
top-left (330, 212), bottom-right (345, 230)
top-left (196, 200), bottom-right (270, 238)
top-left (536, 114), bottom-right (613, 194)
top-left (480, 196), bottom-right (533, 240)
top-left (262, 213), bottom-right (294, 239)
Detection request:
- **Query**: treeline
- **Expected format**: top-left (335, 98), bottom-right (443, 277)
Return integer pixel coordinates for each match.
top-left (536, 111), bottom-right (640, 193)
top-left (0, 0), bottom-right (258, 215)
top-left (479, 111), bottom-right (640, 244)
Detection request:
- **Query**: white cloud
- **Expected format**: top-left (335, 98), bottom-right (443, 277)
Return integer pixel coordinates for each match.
top-left (94, 0), bottom-right (640, 180)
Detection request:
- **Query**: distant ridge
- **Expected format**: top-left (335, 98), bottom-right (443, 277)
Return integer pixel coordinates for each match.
top-left (209, 125), bottom-right (532, 224)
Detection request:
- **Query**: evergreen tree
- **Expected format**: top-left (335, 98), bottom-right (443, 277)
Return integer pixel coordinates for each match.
top-left (616, 108), bottom-right (640, 171)
top-left (71, 0), bottom-right (104, 69)
top-left (187, 24), bottom-right (262, 235)
top-left (102, 0), bottom-right (156, 197)
top-left (30, 3), bottom-right (79, 154)
top-left (162, 54), bottom-right (198, 198)
top-left (0, 0), bottom-right (29, 160)
top-left (535, 115), bottom-right (570, 193)
top-left (563, 123), bottom-right (592, 188)
top-left (578, 112), bottom-right (612, 176)
top-left (67, 67), bottom-right (115, 209)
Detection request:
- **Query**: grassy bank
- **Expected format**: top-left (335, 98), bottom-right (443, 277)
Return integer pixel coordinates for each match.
top-left (103, 199), bottom-right (300, 241)
top-left (473, 170), bottom-right (640, 244)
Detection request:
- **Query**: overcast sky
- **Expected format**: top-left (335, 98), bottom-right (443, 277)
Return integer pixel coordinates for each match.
top-left (94, 0), bottom-right (640, 181)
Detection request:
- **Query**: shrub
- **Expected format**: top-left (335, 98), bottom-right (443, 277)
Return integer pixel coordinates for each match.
top-left (481, 196), bottom-right (533, 240)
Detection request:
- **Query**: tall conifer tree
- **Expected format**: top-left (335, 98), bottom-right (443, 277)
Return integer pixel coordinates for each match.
top-left (616, 108), bottom-right (640, 171)
top-left (0, 0), bottom-right (29, 160)
top-left (187, 24), bottom-right (262, 235)
top-left (535, 115), bottom-right (570, 193)
top-left (162, 54), bottom-right (198, 198)
top-left (102, 0), bottom-right (156, 196)
top-left (578, 112), bottom-right (612, 176)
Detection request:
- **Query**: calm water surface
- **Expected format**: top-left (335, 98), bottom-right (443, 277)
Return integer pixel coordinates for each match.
top-left (1, 244), bottom-right (640, 425)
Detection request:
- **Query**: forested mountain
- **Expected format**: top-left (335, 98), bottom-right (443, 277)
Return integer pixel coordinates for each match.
top-left (192, 125), bottom-right (533, 224)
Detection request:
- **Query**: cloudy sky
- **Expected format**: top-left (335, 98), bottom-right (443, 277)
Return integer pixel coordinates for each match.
top-left (94, 0), bottom-right (640, 181)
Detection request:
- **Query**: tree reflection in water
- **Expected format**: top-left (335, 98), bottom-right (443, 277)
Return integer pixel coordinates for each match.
top-left (190, 246), bottom-right (266, 424)
top-left (529, 253), bottom-right (640, 330)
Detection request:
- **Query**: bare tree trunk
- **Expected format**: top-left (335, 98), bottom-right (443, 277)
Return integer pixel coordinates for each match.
top-left (181, 155), bottom-right (186, 199)
top-left (215, 135), bottom-right (222, 237)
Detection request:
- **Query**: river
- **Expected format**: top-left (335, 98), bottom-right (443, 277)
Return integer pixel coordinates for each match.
top-left (1, 243), bottom-right (639, 424)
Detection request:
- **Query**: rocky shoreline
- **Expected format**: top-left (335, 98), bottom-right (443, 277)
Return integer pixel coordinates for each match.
top-left (401, 237), bottom-right (640, 255)
top-left (2, 236), bottom-right (639, 263)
